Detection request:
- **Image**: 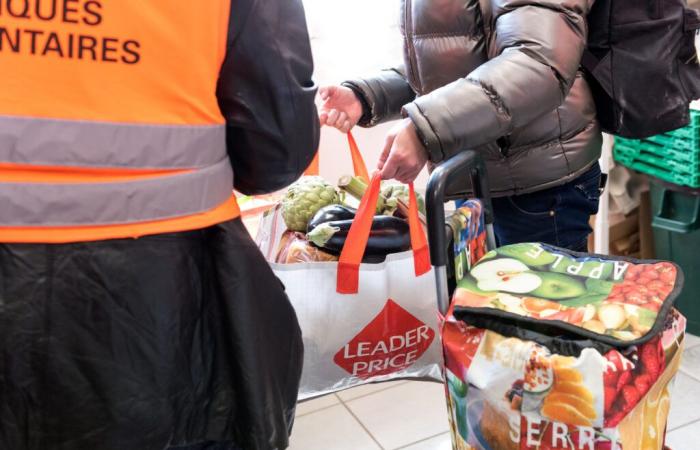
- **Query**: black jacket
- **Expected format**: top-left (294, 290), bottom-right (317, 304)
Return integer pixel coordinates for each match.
top-left (218, 0), bottom-right (319, 195)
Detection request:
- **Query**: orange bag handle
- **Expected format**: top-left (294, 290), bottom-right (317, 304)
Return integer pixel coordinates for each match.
top-left (303, 131), bottom-right (369, 182)
top-left (408, 182), bottom-right (431, 276)
top-left (304, 153), bottom-right (320, 176)
top-left (347, 131), bottom-right (370, 183)
top-left (337, 173), bottom-right (431, 294)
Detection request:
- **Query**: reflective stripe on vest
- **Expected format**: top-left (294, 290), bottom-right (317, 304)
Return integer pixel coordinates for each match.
top-left (0, 157), bottom-right (233, 226)
top-left (0, 0), bottom-right (236, 242)
top-left (0, 115), bottom-right (227, 169)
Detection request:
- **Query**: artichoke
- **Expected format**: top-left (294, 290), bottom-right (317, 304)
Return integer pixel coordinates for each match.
top-left (379, 183), bottom-right (425, 216)
top-left (281, 176), bottom-right (340, 231)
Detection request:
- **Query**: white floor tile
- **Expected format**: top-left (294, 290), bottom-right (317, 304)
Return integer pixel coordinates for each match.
top-left (346, 381), bottom-right (450, 450)
top-left (684, 334), bottom-right (700, 350)
top-left (398, 432), bottom-right (453, 450)
top-left (669, 373), bottom-right (700, 430)
top-left (665, 420), bottom-right (700, 450)
top-left (296, 394), bottom-right (340, 417)
top-left (289, 404), bottom-right (381, 450)
top-left (681, 342), bottom-right (700, 381)
top-left (337, 381), bottom-right (409, 402)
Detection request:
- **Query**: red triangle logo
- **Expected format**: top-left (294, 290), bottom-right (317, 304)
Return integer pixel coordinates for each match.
top-left (334, 299), bottom-right (436, 379)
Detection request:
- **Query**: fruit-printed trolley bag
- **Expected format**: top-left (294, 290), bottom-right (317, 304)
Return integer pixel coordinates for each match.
top-left (442, 242), bottom-right (686, 450)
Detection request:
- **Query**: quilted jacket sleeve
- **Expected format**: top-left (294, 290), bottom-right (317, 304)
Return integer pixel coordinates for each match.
top-left (217, 0), bottom-right (320, 195)
top-left (403, 0), bottom-right (593, 163)
top-left (342, 66), bottom-right (417, 127)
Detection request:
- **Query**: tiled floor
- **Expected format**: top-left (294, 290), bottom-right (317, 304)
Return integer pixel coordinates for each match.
top-left (289, 334), bottom-right (700, 450)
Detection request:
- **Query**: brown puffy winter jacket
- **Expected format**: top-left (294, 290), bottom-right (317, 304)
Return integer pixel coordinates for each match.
top-left (343, 0), bottom-right (602, 196)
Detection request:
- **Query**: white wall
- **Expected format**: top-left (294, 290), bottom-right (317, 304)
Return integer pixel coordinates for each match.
top-left (303, 0), bottom-right (430, 187)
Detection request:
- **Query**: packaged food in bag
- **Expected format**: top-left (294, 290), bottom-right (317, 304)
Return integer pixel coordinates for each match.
top-left (275, 231), bottom-right (338, 264)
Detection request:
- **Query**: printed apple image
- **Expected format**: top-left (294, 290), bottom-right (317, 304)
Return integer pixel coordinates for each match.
top-left (454, 271), bottom-right (498, 308)
top-left (585, 277), bottom-right (616, 295)
top-left (470, 258), bottom-right (542, 294)
top-left (624, 304), bottom-right (656, 334)
top-left (539, 308), bottom-right (562, 318)
top-left (527, 272), bottom-right (587, 300)
top-left (522, 297), bottom-right (562, 314)
top-left (457, 274), bottom-right (496, 296)
top-left (479, 249), bottom-right (498, 262)
top-left (582, 304), bottom-right (597, 322)
top-left (597, 304), bottom-right (627, 330)
top-left (582, 320), bottom-right (607, 334)
top-left (493, 293), bottom-right (529, 315)
top-left (612, 330), bottom-right (640, 340)
top-left (453, 288), bottom-right (492, 308)
top-left (497, 243), bottom-right (557, 267)
top-left (559, 293), bottom-right (608, 309)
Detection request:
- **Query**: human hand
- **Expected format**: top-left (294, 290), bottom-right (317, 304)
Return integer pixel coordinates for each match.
top-left (318, 86), bottom-right (364, 133)
top-left (378, 118), bottom-right (429, 184)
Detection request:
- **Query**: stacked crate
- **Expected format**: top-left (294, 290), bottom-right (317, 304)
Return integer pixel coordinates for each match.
top-left (614, 109), bottom-right (700, 334)
top-left (614, 110), bottom-right (700, 189)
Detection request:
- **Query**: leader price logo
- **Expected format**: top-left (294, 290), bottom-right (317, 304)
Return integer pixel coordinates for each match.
top-left (334, 299), bottom-right (435, 379)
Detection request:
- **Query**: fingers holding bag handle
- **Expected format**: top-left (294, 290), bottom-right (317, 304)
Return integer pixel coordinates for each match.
top-left (348, 132), bottom-right (425, 226)
top-left (337, 174), bottom-right (431, 294)
top-left (304, 131), bottom-right (368, 181)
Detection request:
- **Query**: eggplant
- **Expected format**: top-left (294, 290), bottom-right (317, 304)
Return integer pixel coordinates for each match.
top-left (307, 204), bottom-right (356, 233)
top-left (306, 215), bottom-right (410, 262)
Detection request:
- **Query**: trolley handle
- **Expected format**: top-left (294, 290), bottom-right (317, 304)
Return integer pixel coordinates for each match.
top-left (426, 150), bottom-right (495, 268)
top-left (426, 150), bottom-right (496, 315)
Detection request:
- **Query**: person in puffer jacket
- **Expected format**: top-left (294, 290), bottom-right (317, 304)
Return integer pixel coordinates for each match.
top-left (321, 0), bottom-right (603, 251)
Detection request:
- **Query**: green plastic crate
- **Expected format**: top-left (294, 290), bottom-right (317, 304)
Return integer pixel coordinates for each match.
top-left (646, 133), bottom-right (700, 153)
top-left (616, 134), bottom-right (700, 159)
top-left (617, 109), bottom-right (700, 150)
top-left (663, 125), bottom-right (700, 140)
top-left (616, 142), bottom-right (700, 166)
top-left (622, 160), bottom-right (700, 187)
top-left (614, 110), bottom-right (700, 188)
top-left (615, 146), bottom-right (700, 174)
top-left (651, 183), bottom-right (700, 336)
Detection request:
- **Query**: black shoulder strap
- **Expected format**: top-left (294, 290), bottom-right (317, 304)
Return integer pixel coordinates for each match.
top-left (581, 49), bottom-right (601, 73)
top-left (581, 49), bottom-right (615, 100)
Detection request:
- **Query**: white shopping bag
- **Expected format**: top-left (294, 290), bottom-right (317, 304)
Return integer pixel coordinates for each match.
top-left (257, 155), bottom-right (443, 400)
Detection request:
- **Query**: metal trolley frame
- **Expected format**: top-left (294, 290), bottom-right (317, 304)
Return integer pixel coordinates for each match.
top-left (425, 150), bottom-right (497, 315)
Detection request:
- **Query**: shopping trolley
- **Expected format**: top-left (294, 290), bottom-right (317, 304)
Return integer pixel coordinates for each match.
top-left (423, 151), bottom-right (684, 450)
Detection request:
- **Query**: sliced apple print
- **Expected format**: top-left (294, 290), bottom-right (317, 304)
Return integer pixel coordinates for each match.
top-left (523, 297), bottom-right (562, 314)
top-left (494, 293), bottom-right (529, 315)
top-left (453, 288), bottom-right (492, 308)
top-left (470, 258), bottom-right (542, 294)
top-left (598, 303), bottom-right (626, 330)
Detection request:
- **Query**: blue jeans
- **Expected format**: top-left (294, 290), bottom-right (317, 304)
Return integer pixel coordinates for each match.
top-left (490, 164), bottom-right (602, 252)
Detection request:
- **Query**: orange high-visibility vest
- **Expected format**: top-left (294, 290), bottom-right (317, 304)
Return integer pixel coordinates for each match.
top-left (0, 0), bottom-right (239, 243)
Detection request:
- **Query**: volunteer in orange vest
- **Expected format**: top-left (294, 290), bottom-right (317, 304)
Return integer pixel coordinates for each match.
top-left (0, 1), bottom-right (318, 449)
